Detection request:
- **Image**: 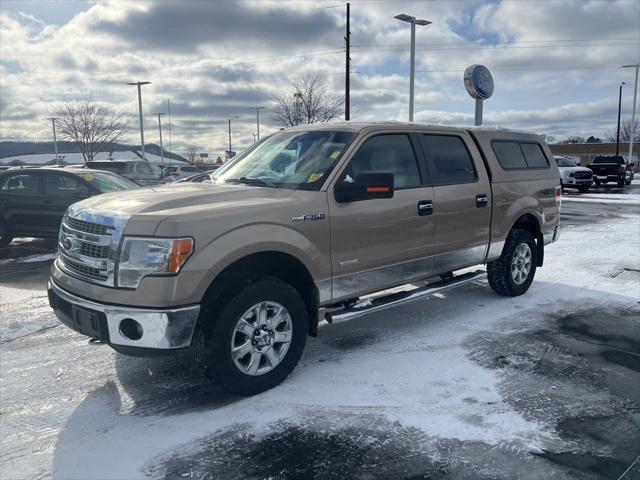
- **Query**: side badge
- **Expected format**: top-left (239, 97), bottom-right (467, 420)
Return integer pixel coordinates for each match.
top-left (291, 213), bottom-right (327, 223)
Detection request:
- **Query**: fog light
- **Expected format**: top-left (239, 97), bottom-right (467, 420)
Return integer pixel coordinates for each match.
top-left (119, 318), bottom-right (143, 341)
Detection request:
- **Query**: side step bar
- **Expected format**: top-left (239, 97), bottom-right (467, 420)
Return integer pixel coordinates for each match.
top-left (324, 270), bottom-right (487, 324)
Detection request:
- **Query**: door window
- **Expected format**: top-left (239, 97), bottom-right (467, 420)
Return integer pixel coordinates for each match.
top-left (1, 173), bottom-right (40, 194)
top-left (420, 134), bottom-right (477, 185)
top-left (346, 134), bottom-right (421, 188)
top-left (44, 174), bottom-right (89, 197)
top-left (136, 162), bottom-right (153, 175)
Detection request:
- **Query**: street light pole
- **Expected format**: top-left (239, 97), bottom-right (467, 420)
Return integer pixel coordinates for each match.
top-left (228, 115), bottom-right (239, 155)
top-left (623, 64), bottom-right (639, 167)
top-left (250, 106), bottom-right (265, 140)
top-left (126, 81), bottom-right (151, 160)
top-left (394, 13), bottom-right (431, 122)
top-left (47, 117), bottom-right (59, 166)
top-left (153, 113), bottom-right (166, 165)
top-left (616, 82), bottom-right (626, 156)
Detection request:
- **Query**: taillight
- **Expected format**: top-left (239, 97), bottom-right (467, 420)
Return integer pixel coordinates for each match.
top-left (555, 185), bottom-right (562, 209)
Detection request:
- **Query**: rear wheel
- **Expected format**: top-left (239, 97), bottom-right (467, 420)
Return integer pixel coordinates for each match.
top-left (198, 278), bottom-right (308, 396)
top-left (487, 228), bottom-right (537, 297)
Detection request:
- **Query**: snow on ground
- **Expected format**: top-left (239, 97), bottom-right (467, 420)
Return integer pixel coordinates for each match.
top-left (1, 202), bottom-right (639, 479)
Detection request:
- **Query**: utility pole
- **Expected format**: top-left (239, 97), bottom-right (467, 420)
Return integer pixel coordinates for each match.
top-left (228, 115), bottom-right (239, 156)
top-left (623, 64), bottom-right (639, 168)
top-left (126, 81), bottom-right (151, 160)
top-left (153, 113), bottom-right (166, 165)
top-left (394, 14), bottom-right (431, 122)
top-left (47, 117), bottom-right (59, 166)
top-left (250, 106), bottom-right (265, 140)
top-left (616, 82), bottom-right (625, 156)
top-left (345, 2), bottom-right (351, 121)
top-left (294, 92), bottom-right (302, 125)
top-left (167, 99), bottom-right (172, 168)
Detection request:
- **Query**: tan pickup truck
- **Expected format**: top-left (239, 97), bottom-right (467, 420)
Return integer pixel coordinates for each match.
top-left (49, 123), bottom-right (561, 395)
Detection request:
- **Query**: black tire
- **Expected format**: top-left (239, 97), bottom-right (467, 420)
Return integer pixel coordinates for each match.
top-left (487, 228), bottom-right (537, 297)
top-left (594, 180), bottom-right (601, 186)
top-left (626, 180), bottom-right (632, 185)
top-left (199, 278), bottom-right (308, 396)
top-left (617, 180), bottom-right (625, 188)
top-left (578, 186), bottom-right (590, 193)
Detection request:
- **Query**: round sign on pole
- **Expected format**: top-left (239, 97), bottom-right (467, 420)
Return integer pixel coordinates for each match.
top-left (464, 64), bottom-right (494, 100)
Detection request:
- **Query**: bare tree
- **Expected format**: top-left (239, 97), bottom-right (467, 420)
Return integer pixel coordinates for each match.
top-left (605, 119), bottom-right (640, 143)
top-left (273, 75), bottom-right (344, 127)
top-left (52, 94), bottom-right (129, 163)
top-left (186, 149), bottom-right (198, 164)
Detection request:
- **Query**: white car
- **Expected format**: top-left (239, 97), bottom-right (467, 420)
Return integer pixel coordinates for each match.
top-left (554, 156), bottom-right (593, 193)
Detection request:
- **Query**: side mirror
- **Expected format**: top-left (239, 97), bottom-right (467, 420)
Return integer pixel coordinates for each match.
top-left (335, 172), bottom-right (394, 203)
top-left (629, 162), bottom-right (635, 167)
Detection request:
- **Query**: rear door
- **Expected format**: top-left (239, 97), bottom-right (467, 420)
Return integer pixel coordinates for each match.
top-left (328, 132), bottom-right (436, 300)
top-left (417, 131), bottom-right (492, 273)
top-left (0, 171), bottom-right (47, 236)
top-left (42, 172), bottom-right (91, 233)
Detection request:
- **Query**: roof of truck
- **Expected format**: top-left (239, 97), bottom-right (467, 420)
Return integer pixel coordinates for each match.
top-left (284, 121), bottom-right (538, 137)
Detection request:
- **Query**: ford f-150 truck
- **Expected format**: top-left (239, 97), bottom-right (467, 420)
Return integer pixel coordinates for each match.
top-left (48, 123), bottom-right (561, 395)
top-left (588, 155), bottom-right (634, 187)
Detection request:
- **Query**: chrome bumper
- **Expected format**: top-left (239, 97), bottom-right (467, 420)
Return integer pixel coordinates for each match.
top-left (48, 280), bottom-right (200, 350)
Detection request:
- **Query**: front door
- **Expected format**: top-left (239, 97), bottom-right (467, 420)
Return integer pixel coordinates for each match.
top-left (328, 132), bottom-right (436, 301)
top-left (42, 172), bottom-right (91, 233)
top-left (417, 132), bottom-right (492, 273)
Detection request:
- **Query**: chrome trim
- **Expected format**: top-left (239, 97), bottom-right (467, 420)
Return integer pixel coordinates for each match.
top-left (57, 205), bottom-right (131, 287)
top-left (49, 280), bottom-right (200, 349)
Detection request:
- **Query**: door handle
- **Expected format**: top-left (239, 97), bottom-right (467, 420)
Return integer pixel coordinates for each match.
top-left (476, 194), bottom-right (489, 208)
top-left (417, 200), bottom-right (433, 216)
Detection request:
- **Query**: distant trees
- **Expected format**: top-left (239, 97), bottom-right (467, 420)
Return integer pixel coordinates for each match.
top-left (586, 136), bottom-right (602, 143)
top-left (273, 75), bottom-right (344, 127)
top-left (52, 94), bottom-right (129, 163)
top-left (605, 120), bottom-right (640, 143)
top-left (186, 149), bottom-right (198, 164)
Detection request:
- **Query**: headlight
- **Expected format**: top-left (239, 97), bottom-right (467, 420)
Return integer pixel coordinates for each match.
top-left (117, 237), bottom-right (193, 288)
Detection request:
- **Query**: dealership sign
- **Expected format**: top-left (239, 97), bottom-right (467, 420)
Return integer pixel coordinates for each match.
top-left (464, 65), bottom-right (494, 125)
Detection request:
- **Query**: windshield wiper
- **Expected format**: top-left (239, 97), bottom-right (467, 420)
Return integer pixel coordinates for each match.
top-left (224, 177), bottom-right (276, 187)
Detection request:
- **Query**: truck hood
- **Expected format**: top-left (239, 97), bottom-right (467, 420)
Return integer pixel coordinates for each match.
top-left (72, 182), bottom-right (296, 217)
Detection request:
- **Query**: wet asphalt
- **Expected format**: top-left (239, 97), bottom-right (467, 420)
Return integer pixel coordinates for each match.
top-left (1, 185), bottom-right (639, 480)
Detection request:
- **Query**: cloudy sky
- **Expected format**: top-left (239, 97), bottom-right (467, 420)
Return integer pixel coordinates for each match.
top-left (1, 0), bottom-right (639, 156)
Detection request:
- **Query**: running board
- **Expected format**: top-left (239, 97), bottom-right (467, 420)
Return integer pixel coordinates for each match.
top-left (324, 270), bottom-right (487, 324)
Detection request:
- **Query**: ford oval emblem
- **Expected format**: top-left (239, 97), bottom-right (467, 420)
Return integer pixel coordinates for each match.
top-left (61, 236), bottom-right (74, 252)
top-left (464, 64), bottom-right (494, 100)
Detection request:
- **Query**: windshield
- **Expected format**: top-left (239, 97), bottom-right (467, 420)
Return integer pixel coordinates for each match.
top-left (78, 171), bottom-right (139, 192)
top-left (554, 157), bottom-right (575, 167)
top-left (593, 156), bottom-right (624, 164)
top-left (86, 162), bottom-right (127, 174)
top-left (215, 130), bottom-right (357, 190)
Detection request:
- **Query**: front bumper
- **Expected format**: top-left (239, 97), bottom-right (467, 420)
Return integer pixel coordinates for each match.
top-left (563, 178), bottom-right (592, 186)
top-left (48, 280), bottom-right (200, 350)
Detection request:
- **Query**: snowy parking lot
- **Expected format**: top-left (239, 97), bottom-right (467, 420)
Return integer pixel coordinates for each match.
top-left (1, 184), bottom-right (639, 480)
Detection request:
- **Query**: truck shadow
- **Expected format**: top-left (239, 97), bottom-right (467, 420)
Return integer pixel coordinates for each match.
top-left (51, 281), bottom-right (640, 479)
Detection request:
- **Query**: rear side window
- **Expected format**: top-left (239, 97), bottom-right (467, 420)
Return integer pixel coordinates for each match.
top-left (492, 141), bottom-right (549, 170)
top-left (420, 134), bottom-right (477, 185)
top-left (45, 173), bottom-right (89, 197)
top-left (1, 173), bottom-right (40, 194)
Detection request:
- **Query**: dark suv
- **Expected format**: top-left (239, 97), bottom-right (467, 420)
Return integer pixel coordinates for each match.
top-left (0, 167), bottom-right (138, 246)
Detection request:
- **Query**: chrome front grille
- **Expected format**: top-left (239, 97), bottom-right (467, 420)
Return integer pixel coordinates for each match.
top-left (57, 205), bottom-right (130, 287)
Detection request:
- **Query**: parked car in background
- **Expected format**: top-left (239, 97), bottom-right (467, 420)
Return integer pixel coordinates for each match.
top-left (161, 165), bottom-right (203, 180)
top-left (84, 160), bottom-right (166, 186)
top-left (0, 167), bottom-right (138, 246)
top-left (554, 156), bottom-right (593, 193)
top-left (175, 171), bottom-right (215, 183)
top-left (587, 155), bottom-right (634, 187)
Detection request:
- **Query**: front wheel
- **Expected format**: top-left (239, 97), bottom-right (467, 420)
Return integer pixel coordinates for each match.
top-left (487, 228), bottom-right (537, 297)
top-left (199, 278), bottom-right (308, 395)
top-left (626, 180), bottom-right (632, 185)
top-left (617, 180), bottom-right (625, 188)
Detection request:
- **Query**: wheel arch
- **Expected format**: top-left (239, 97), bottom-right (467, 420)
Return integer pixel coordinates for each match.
top-left (198, 250), bottom-right (320, 339)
